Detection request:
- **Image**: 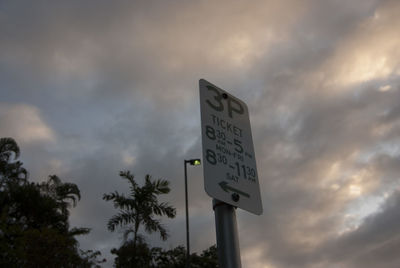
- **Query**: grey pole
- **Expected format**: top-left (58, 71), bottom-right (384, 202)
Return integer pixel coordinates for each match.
top-left (184, 161), bottom-right (190, 268)
top-left (213, 199), bottom-right (242, 268)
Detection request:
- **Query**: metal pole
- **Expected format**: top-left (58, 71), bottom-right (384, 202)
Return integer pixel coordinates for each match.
top-left (213, 199), bottom-right (242, 268)
top-left (184, 161), bottom-right (190, 268)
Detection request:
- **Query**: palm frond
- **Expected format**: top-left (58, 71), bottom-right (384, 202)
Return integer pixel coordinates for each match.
top-left (107, 211), bottom-right (136, 232)
top-left (143, 216), bottom-right (169, 241)
top-left (120, 170), bottom-right (138, 193)
top-left (153, 202), bottom-right (176, 218)
top-left (56, 182), bottom-right (81, 206)
top-left (154, 179), bottom-right (170, 194)
top-left (103, 191), bottom-right (136, 211)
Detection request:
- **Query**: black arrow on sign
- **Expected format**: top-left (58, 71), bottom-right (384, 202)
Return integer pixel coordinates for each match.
top-left (219, 181), bottom-right (250, 198)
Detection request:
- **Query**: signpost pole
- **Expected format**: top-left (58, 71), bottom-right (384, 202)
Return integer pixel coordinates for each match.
top-left (213, 199), bottom-right (242, 268)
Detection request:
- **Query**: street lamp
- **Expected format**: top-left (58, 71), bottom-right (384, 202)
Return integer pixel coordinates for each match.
top-left (184, 158), bottom-right (201, 268)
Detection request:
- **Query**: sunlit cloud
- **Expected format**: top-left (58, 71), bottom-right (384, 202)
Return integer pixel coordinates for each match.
top-left (0, 103), bottom-right (56, 144)
top-left (211, 32), bottom-right (272, 68)
top-left (379, 84), bottom-right (392, 92)
top-left (242, 246), bottom-right (276, 268)
top-left (349, 184), bottom-right (362, 196)
top-left (333, 55), bottom-right (394, 86)
top-left (347, 169), bottom-right (377, 198)
top-left (323, 2), bottom-right (400, 88)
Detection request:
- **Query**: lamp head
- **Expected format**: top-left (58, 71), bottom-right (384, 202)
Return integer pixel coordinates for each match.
top-left (188, 159), bottom-right (201, 166)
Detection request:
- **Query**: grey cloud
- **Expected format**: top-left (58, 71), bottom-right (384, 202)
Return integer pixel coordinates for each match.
top-left (319, 190), bottom-right (400, 268)
top-left (2, 0), bottom-right (400, 267)
top-left (235, 1), bottom-right (400, 267)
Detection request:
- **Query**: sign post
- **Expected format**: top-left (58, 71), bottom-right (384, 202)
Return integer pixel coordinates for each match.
top-left (213, 199), bottom-right (241, 268)
top-left (199, 79), bottom-right (262, 267)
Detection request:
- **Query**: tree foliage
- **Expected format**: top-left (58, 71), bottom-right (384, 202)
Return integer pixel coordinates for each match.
top-left (104, 171), bottom-right (176, 247)
top-left (0, 137), bottom-right (103, 267)
top-left (105, 170), bottom-right (219, 267)
top-left (104, 170), bottom-right (178, 266)
top-left (111, 236), bottom-right (154, 268)
top-left (111, 240), bottom-right (219, 268)
top-left (0, 137), bottom-right (27, 189)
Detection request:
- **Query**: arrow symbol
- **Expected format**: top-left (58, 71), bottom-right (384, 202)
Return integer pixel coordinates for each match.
top-left (219, 181), bottom-right (250, 198)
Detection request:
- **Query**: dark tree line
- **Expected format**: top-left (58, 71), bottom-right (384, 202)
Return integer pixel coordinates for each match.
top-left (1, 137), bottom-right (218, 267)
top-left (111, 240), bottom-right (218, 268)
top-left (0, 137), bottom-right (103, 267)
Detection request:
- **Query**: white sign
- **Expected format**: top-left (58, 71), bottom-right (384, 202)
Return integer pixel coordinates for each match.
top-left (199, 79), bottom-right (262, 215)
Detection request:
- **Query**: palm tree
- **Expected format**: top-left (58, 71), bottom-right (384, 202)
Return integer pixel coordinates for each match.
top-left (103, 171), bottom-right (176, 249)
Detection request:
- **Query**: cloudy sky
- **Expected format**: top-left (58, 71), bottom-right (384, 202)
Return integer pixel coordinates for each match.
top-left (1, 0), bottom-right (400, 267)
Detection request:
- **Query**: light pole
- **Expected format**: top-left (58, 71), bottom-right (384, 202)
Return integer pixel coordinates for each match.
top-left (184, 158), bottom-right (201, 268)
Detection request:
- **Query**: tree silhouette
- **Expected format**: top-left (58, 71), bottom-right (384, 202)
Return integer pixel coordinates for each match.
top-left (0, 137), bottom-right (102, 267)
top-left (111, 236), bottom-right (154, 268)
top-left (39, 175), bottom-right (82, 220)
top-left (0, 137), bottom-right (27, 188)
top-left (111, 241), bottom-right (219, 268)
top-left (103, 171), bottom-right (176, 251)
